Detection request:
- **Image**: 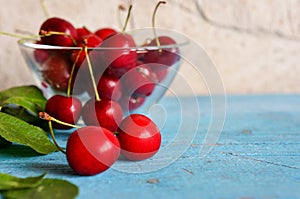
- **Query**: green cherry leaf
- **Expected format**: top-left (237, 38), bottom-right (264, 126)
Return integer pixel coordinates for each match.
top-left (0, 112), bottom-right (57, 154)
top-left (2, 178), bottom-right (79, 199)
top-left (0, 172), bottom-right (46, 191)
top-left (0, 85), bottom-right (47, 117)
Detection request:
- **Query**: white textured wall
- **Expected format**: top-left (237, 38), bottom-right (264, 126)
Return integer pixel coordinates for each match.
top-left (0, 0), bottom-right (299, 95)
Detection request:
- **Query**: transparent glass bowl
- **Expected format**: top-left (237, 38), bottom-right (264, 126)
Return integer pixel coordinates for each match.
top-left (18, 28), bottom-right (189, 115)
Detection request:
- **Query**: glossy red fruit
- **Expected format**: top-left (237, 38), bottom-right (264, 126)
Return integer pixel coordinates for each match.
top-left (45, 95), bottom-right (82, 129)
top-left (82, 99), bottom-right (123, 132)
top-left (71, 33), bottom-right (103, 69)
top-left (122, 64), bottom-right (157, 97)
top-left (42, 54), bottom-right (71, 91)
top-left (76, 26), bottom-right (91, 42)
top-left (97, 75), bottom-right (122, 101)
top-left (119, 94), bottom-right (145, 112)
top-left (39, 17), bottom-right (77, 47)
top-left (117, 114), bottom-right (161, 161)
top-left (155, 68), bottom-right (168, 82)
top-left (66, 126), bottom-right (120, 176)
top-left (95, 28), bottom-right (117, 40)
top-left (100, 33), bottom-right (137, 78)
top-left (142, 36), bottom-right (179, 70)
top-left (70, 67), bottom-right (89, 95)
top-left (33, 41), bottom-right (50, 64)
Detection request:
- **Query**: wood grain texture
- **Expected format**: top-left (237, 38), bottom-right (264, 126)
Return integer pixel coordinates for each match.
top-left (0, 95), bottom-right (299, 198)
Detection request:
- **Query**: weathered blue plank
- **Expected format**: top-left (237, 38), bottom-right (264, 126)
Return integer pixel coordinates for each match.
top-left (0, 95), bottom-right (299, 199)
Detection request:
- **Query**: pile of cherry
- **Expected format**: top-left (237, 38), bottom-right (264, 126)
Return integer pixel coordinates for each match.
top-left (35, 13), bottom-right (179, 113)
top-left (31, 2), bottom-right (180, 176)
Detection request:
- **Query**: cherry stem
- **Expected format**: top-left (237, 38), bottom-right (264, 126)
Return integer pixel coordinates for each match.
top-left (67, 48), bottom-right (83, 97)
top-left (84, 46), bottom-right (100, 101)
top-left (48, 120), bottom-right (66, 154)
top-left (0, 30), bottom-right (77, 46)
top-left (39, 112), bottom-right (81, 129)
top-left (122, 4), bottom-right (133, 33)
top-left (0, 31), bottom-right (41, 40)
top-left (117, 4), bottom-right (126, 31)
top-left (40, 0), bottom-right (50, 18)
top-left (40, 30), bottom-right (77, 45)
top-left (152, 1), bottom-right (166, 52)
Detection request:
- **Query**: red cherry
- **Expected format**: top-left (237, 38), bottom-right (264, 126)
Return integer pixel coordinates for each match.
top-left (142, 36), bottom-right (179, 70)
top-left (75, 26), bottom-right (91, 42)
top-left (155, 68), bottom-right (168, 82)
top-left (117, 114), bottom-right (161, 161)
top-left (71, 34), bottom-right (103, 69)
top-left (42, 54), bottom-right (71, 91)
top-left (82, 99), bottom-right (123, 132)
top-left (69, 67), bottom-right (89, 95)
top-left (119, 94), bottom-right (145, 112)
top-left (39, 17), bottom-right (77, 47)
top-left (66, 126), bottom-right (120, 176)
top-left (95, 28), bottom-right (117, 40)
top-left (100, 33), bottom-right (137, 78)
top-left (34, 49), bottom-right (49, 64)
top-left (33, 41), bottom-right (50, 64)
top-left (122, 63), bottom-right (157, 97)
top-left (97, 75), bottom-right (122, 101)
top-left (45, 95), bottom-right (82, 129)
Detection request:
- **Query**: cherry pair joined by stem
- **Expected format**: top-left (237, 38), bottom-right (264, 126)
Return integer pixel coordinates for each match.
top-left (41, 112), bottom-right (161, 176)
top-left (67, 113), bottom-right (161, 175)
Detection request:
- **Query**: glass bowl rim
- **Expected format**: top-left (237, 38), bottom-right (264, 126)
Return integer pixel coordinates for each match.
top-left (18, 35), bottom-right (189, 52)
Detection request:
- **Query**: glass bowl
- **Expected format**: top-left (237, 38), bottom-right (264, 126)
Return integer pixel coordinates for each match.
top-left (18, 28), bottom-right (189, 115)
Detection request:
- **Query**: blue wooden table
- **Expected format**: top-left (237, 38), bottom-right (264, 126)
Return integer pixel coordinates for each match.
top-left (0, 95), bottom-right (299, 198)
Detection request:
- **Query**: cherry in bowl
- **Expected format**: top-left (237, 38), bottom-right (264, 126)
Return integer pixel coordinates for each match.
top-left (18, 28), bottom-right (188, 115)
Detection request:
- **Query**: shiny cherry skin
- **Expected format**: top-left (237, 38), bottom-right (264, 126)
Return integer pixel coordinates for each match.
top-left (45, 95), bottom-right (82, 129)
top-left (122, 63), bottom-right (158, 97)
top-left (71, 33), bottom-right (103, 69)
top-left (75, 26), bottom-right (91, 42)
top-left (42, 54), bottom-right (71, 91)
top-left (69, 67), bottom-right (89, 95)
top-left (117, 114), bottom-right (161, 161)
top-left (155, 68), bottom-right (168, 82)
top-left (33, 41), bottom-right (50, 64)
top-left (66, 126), bottom-right (120, 176)
top-left (39, 17), bottom-right (77, 47)
top-left (100, 33), bottom-right (137, 78)
top-left (142, 36), bottom-right (179, 70)
top-left (97, 75), bottom-right (122, 101)
top-left (82, 99), bottom-right (123, 132)
top-left (118, 94), bottom-right (145, 112)
top-left (95, 28), bottom-right (117, 40)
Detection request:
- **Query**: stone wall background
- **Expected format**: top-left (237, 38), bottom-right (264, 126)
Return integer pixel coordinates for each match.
top-left (0, 0), bottom-right (299, 95)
